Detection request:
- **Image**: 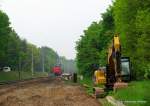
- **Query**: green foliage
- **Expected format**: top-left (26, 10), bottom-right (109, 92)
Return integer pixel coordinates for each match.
top-left (76, 7), bottom-right (114, 76)
top-left (76, 0), bottom-right (150, 79)
top-left (113, 0), bottom-right (150, 79)
top-left (0, 10), bottom-right (11, 67)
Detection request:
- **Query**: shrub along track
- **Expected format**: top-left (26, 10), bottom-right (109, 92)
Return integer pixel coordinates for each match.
top-left (0, 77), bottom-right (101, 106)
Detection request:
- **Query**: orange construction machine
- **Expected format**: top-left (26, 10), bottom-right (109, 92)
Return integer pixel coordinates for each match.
top-left (94, 35), bottom-right (131, 91)
top-left (105, 35), bottom-right (131, 90)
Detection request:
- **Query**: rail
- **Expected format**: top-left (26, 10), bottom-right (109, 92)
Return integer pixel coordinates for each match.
top-left (0, 77), bottom-right (48, 86)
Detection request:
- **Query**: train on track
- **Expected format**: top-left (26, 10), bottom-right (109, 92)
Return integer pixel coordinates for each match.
top-left (52, 65), bottom-right (62, 76)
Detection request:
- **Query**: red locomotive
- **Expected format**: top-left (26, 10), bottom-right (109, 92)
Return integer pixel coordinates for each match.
top-left (52, 66), bottom-right (62, 76)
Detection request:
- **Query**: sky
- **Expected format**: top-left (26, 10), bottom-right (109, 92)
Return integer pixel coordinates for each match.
top-left (1, 0), bottom-right (112, 59)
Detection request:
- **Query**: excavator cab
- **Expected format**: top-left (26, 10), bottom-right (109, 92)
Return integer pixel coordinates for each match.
top-left (121, 57), bottom-right (131, 81)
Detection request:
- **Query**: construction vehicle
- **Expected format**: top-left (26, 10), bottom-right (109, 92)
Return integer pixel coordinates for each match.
top-left (52, 55), bottom-right (62, 76)
top-left (105, 35), bottom-right (131, 90)
top-left (94, 67), bottom-right (106, 85)
top-left (52, 65), bottom-right (62, 76)
top-left (93, 35), bottom-right (131, 97)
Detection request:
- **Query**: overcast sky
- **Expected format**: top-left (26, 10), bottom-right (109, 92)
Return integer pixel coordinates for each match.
top-left (1, 0), bottom-right (112, 59)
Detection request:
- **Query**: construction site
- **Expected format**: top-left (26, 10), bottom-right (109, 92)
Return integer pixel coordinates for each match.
top-left (0, 78), bottom-right (100, 106)
top-left (0, 0), bottom-right (150, 106)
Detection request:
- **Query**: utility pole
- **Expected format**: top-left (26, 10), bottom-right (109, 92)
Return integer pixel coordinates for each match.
top-left (18, 55), bottom-right (21, 81)
top-left (42, 48), bottom-right (45, 72)
top-left (31, 47), bottom-right (34, 76)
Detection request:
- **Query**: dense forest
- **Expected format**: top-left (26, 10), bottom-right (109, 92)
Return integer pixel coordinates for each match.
top-left (76, 0), bottom-right (150, 79)
top-left (0, 10), bottom-right (76, 74)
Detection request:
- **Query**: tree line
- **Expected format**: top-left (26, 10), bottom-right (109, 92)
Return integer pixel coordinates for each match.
top-left (76, 0), bottom-right (150, 79)
top-left (0, 10), bottom-right (76, 73)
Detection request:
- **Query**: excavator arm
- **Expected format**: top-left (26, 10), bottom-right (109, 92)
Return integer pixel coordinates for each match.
top-left (106, 35), bottom-right (131, 89)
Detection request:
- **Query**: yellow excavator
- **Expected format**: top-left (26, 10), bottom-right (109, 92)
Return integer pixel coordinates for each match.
top-left (94, 35), bottom-right (131, 92)
top-left (106, 35), bottom-right (131, 90)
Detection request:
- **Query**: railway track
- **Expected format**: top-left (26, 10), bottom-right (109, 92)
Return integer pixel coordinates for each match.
top-left (0, 77), bottom-right (49, 86)
top-left (0, 77), bottom-right (50, 97)
top-left (0, 76), bottom-right (101, 106)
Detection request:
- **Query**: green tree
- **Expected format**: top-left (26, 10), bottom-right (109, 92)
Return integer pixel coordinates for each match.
top-left (113, 0), bottom-right (150, 79)
top-left (76, 7), bottom-right (114, 76)
top-left (0, 10), bottom-right (11, 67)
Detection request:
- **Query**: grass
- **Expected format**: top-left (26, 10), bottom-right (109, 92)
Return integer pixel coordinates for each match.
top-left (79, 76), bottom-right (150, 106)
top-left (79, 76), bottom-right (105, 94)
top-left (112, 80), bottom-right (150, 106)
top-left (0, 71), bottom-right (18, 81)
top-left (79, 76), bottom-right (93, 86)
top-left (0, 71), bottom-right (48, 81)
top-left (79, 76), bottom-right (94, 94)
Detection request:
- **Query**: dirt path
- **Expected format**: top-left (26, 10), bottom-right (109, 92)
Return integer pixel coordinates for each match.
top-left (0, 78), bottom-right (101, 106)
